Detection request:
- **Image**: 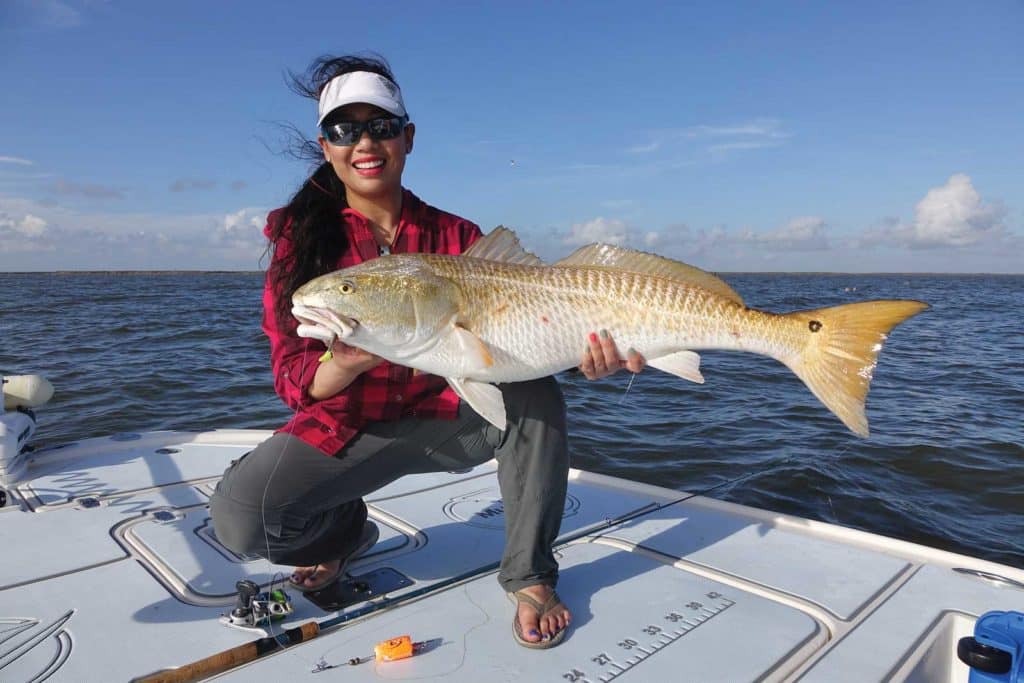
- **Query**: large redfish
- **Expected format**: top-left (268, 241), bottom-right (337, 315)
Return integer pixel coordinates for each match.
top-left (291, 227), bottom-right (927, 435)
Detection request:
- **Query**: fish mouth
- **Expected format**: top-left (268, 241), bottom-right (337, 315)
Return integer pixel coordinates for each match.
top-left (291, 304), bottom-right (357, 344)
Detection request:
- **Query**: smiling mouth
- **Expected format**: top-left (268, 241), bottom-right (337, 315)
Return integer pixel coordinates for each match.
top-left (292, 305), bottom-right (357, 343)
top-left (354, 159), bottom-right (384, 169)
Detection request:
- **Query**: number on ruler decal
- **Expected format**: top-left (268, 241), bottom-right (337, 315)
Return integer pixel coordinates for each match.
top-left (566, 594), bottom-right (734, 683)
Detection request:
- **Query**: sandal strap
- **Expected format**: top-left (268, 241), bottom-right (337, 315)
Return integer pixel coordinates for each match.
top-left (511, 589), bottom-right (563, 617)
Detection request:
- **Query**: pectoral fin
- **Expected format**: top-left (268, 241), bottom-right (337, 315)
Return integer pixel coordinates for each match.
top-left (647, 350), bottom-right (705, 384)
top-left (450, 322), bottom-right (495, 372)
top-left (448, 377), bottom-right (507, 431)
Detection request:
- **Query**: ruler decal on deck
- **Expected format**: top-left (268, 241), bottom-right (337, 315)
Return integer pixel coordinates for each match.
top-left (561, 592), bottom-right (735, 682)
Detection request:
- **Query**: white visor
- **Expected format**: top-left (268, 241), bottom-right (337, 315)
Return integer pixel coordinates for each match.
top-left (317, 71), bottom-right (407, 126)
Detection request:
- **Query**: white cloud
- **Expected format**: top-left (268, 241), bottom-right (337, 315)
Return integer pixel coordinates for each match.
top-left (655, 217), bottom-right (829, 257)
top-left (17, 214), bottom-right (48, 237)
top-left (0, 197), bottom-right (269, 270)
top-left (627, 142), bottom-right (661, 154)
top-left (685, 120), bottom-right (786, 138)
top-left (737, 216), bottom-right (830, 251)
top-left (687, 119), bottom-right (791, 154)
top-left (0, 156), bottom-right (34, 166)
top-left (708, 140), bottom-right (786, 153)
top-left (214, 208), bottom-right (267, 250)
top-left (563, 217), bottom-right (630, 246)
top-left (619, 118), bottom-right (791, 164)
top-left (909, 174), bottom-right (1005, 246)
top-left (0, 212), bottom-right (53, 252)
top-left (859, 174), bottom-right (1006, 249)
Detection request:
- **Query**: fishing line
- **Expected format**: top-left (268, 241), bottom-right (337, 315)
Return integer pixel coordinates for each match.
top-left (591, 435), bottom-right (857, 537)
top-left (251, 337), bottom-right (327, 670)
top-left (245, 329), bottom-right (855, 672)
top-left (259, 338), bottom-right (313, 573)
top-left (618, 372), bottom-right (639, 404)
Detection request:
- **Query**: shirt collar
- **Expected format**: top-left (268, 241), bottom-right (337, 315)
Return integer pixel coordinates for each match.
top-left (340, 188), bottom-right (420, 225)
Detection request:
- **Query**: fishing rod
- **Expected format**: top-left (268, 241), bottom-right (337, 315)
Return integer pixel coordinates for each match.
top-left (130, 446), bottom-right (805, 683)
top-left (130, 558), bottom-right (500, 683)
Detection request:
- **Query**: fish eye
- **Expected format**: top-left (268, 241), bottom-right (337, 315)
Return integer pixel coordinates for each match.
top-left (339, 281), bottom-right (355, 294)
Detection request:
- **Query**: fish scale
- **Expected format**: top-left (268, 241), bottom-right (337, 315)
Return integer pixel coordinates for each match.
top-left (434, 257), bottom-right (754, 378)
top-left (291, 228), bottom-right (928, 436)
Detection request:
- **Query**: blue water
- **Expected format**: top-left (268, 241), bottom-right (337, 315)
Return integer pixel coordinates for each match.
top-left (2, 272), bottom-right (1021, 567)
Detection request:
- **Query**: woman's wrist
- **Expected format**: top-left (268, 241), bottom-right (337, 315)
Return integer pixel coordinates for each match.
top-left (308, 357), bottom-right (361, 400)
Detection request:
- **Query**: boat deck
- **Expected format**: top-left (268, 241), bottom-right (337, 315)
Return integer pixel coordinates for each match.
top-left (2, 429), bottom-right (1022, 681)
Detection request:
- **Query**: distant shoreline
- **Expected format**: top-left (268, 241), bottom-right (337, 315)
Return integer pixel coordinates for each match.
top-left (1, 270), bottom-right (1020, 277)
top-left (3, 270), bottom-right (266, 276)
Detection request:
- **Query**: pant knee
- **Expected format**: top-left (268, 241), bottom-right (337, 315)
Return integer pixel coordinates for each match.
top-left (504, 376), bottom-right (566, 425)
top-left (209, 491), bottom-right (266, 558)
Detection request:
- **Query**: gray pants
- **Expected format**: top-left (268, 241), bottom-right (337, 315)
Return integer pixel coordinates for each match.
top-left (210, 377), bottom-right (568, 593)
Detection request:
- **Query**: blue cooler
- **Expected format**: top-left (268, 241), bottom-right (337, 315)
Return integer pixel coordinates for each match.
top-left (959, 611), bottom-right (1024, 682)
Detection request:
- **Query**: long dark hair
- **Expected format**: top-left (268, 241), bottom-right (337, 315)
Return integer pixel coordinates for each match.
top-left (267, 54), bottom-right (400, 328)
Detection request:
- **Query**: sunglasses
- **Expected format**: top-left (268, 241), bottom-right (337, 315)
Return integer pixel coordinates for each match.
top-left (320, 116), bottom-right (409, 146)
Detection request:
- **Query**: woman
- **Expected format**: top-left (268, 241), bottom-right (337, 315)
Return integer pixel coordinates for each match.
top-left (209, 54), bottom-right (644, 649)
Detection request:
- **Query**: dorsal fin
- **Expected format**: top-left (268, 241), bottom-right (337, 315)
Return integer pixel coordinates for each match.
top-left (555, 243), bottom-right (744, 305)
top-left (463, 225), bottom-right (545, 266)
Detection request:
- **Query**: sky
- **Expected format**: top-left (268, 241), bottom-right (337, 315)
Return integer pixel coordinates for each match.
top-left (1, 0), bottom-right (1021, 272)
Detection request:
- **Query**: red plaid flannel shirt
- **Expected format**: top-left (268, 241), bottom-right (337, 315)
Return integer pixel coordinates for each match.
top-left (262, 189), bottom-right (482, 455)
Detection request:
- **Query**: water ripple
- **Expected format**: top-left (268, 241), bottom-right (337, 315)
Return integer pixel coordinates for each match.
top-left (2, 272), bottom-right (1022, 566)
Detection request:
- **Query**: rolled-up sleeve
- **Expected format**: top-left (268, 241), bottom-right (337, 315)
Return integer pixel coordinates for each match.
top-left (262, 280), bottom-right (324, 411)
top-left (261, 214), bottom-right (327, 411)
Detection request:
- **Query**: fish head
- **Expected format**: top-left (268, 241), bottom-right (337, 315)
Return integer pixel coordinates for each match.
top-left (291, 256), bottom-right (460, 357)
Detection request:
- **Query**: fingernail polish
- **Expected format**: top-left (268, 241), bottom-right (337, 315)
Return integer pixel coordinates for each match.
top-left (529, 629), bottom-right (540, 638)
top-left (589, 332), bottom-right (599, 343)
top-left (628, 347), bottom-right (637, 356)
top-left (600, 329), bottom-right (609, 339)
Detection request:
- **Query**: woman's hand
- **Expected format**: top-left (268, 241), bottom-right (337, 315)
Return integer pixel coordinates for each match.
top-left (327, 339), bottom-right (383, 374)
top-left (579, 330), bottom-right (646, 380)
top-left (308, 340), bottom-right (383, 400)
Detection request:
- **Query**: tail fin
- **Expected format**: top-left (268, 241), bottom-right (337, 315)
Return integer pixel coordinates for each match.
top-left (782, 300), bottom-right (928, 437)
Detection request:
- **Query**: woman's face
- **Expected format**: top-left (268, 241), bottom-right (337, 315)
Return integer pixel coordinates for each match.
top-left (318, 103), bottom-right (415, 201)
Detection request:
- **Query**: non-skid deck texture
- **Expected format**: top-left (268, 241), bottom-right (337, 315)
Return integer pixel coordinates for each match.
top-left (4, 430), bottom-right (1023, 682)
top-left (595, 500), bottom-right (911, 620)
top-left (220, 542), bottom-right (825, 682)
top-left (798, 564), bottom-right (1024, 682)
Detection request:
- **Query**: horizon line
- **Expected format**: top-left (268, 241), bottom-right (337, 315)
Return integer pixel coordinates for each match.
top-left (2, 269), bottom-right (1022, 277)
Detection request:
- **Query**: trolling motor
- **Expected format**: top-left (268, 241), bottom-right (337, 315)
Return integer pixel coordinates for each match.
top-left (220, 579), bottom-right (294, 632)
top-left (1, 375), bottom-right (54, 492)
top-left (958, 611), bottom-right (1023, 682)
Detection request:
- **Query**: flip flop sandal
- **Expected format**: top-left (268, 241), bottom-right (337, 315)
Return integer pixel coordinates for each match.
top-left (288, 521), bottom-right (379, 593)
top-left (507, 589), bottom-right (568, 649)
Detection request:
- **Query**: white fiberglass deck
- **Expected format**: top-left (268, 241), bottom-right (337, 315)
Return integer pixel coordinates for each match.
top-left (2, 429), bottom-right (1022, 682)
